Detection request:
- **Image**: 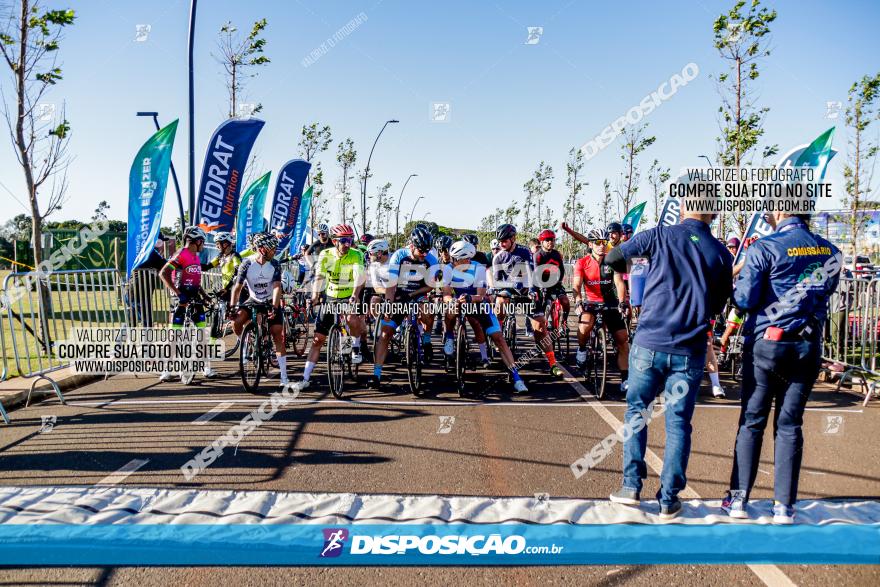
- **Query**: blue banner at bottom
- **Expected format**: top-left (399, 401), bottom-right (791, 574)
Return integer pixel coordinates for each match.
top-left (0, 523), bottom-right (878, 565)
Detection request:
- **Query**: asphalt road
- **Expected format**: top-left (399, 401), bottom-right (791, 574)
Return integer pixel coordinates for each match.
top-left (0, 326), bottom-right (877, 586)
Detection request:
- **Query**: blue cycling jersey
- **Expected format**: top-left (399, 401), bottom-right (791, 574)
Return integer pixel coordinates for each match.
top-left (447, 261), bottom-right (488, 296)
top-left (388, 247), bottom-right (440, 293)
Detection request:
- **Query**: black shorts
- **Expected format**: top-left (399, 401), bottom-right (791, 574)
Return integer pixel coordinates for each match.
top-left (383, 294), bottom-right (422, 329)
top-left (495, 288), bottom-right (542, 319)
top-left (581, 306), bottom-right (626, 334)
top-left (314, 297), bottom-right (355, 336)
top-left (240, 300), bottom-right (283, 327)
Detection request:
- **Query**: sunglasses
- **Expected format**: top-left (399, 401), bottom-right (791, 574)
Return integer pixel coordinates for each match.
top-left (334, 237), bottom-right (353, 245)
top-left (542, 238), bottom-right (556, 242)
top-left (591, 240), bottom-right (608, 246)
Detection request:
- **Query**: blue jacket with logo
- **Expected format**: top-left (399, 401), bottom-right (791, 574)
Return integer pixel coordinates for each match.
top-left (605, 218), bottom-right (732, 356)
top-left (735, 217), bottom-right (842, 342)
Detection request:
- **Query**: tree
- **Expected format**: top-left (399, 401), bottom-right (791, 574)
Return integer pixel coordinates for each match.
top-left (92, 200), bottom-right (109, 222)
top-left (562, 147), bottom-right (589, 258)
top-left (522, 161), bottom-right (553, 237)
top-left (0, 0), bottom-right (75, 273)
top-left (713, 0), bottom-right (777, 235)
top-left (600, 179), bottom-right (614, 228)
top-left (372, 181), bottom-right (392, 236)
top-left (215, 18), bottom-right (269, 119)
top-left (616, 123), bottom-right (655, 216)
top-left (311, 161), bottom-right (330, 227)
top-left (335, 138), bottom-right (357, 225)
top-left (647, 159), bottom-right (671, 225)
top-left (843, 72), bottom-right (880, 260)
top-left (298, 122), bottom-right (332, 229)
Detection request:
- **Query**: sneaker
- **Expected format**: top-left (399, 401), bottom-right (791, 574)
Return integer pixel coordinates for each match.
top-left (575, 349), bottom-right (587, 364)
top-left (659, 499), bottom-right (683, 520)
top-left (480, 358), bottom-right (491, 369)
top-left (294, 379), bottom-right (311, 392)
top-left (620, 380), bottom-right (629, 394)
top-left (351, 349), bottom-right (363, 365)
top-left (609, 487), bottom-right (641, 506)
top-left (202, 367), bottom-right (219, 378)
top-left (369, 375), bottom-right (382, 390)
top-left (772, 502), bottom-right (795, 525)
top-left (180, 372), bottom-right (194, 385)
top-left (513, 380), bottom-right (528, 394)
top-left (158, 370), bottom-right (173, 382)
top-left (712, 385), bottom-right (726, 398)
top-left (550, 364), bottom-right (564, 378)
top-left (721, 490), bottom-right (749, 519)
top-left (443, 338), bottom-right (454, 356)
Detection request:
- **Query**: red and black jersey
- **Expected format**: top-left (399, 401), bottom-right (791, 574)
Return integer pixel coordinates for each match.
top-left (533, 248), bottom-right (565, 287)
top-left (574, 254), bottom-right (617, 303)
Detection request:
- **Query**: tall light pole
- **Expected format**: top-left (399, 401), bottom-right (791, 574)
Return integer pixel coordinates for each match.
top-left (395, 173), bottom-right (417, 248)
top-left (137, 112), bottom-right (186, 236)
top-left (187, 0), bottom-right (198, 225)
top-left (362, 119), bottom-right (398, 235)
top-left (409, 196), bottom-right (424, 227)
top-left (699, 154), bottom-right (713, 167)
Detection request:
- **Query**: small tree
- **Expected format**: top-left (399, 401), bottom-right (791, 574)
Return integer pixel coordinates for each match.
top-left (522, 161), bottom-right (553, 237)
top-left (215, 18), bottom-right (270, 118)
top-left (647, 159), bottom-right (671, 225)
top-left (616, 123), bottom-right (655, 216)
top-left (336, 138), bottom-right (357, 225)
top-left (372, 181), bottom-right (392, 236)
top-left (92, 200), bottom-right (110, 222)
top-left (298, 122), bottom-right (332, 228)
top-left (563, 147), bottom-right (588, 258)
top-left (311, 162), bottom-right (329, 227)
top-left (600, 179), bottom-right (614, 228)
top-left (843, 72), bottom-right (880, 260)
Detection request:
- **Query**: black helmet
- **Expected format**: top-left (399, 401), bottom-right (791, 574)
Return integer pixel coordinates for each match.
top-left (607, 222), bottom-right (623, 233)
top-left (410, 226), bottom-right (433, 251)
top-left (462, 233), bottom-right (479, 246)
top-left (434, 235), bottom-right (453, 252)
top-left (496, 223), bottom-right (517, 241)
top-left (622, 223), bottom-right (634, 236)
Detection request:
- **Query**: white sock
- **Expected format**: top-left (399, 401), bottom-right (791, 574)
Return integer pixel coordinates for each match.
top-left (303, 360), bottom-right (316, 381)
top-left (353, 338), bottom-right (361, 349)
top-left (277, 355), bottom-right (288, 381)
top-left (479, 343), bottom-right (488, 360)
top-left (709, 371), bottom-right (720, 387)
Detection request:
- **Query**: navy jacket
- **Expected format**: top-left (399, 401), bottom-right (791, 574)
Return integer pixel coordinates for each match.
top-left (735, 217), bottom-right (841, 342)
top-left (605, 218), bottom-right (732, 356)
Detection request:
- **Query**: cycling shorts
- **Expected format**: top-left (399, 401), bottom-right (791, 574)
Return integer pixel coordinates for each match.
top-left (171, 287), bottom-right (205, 327)
top-left (580, 305), bottom-right (626, 334)
top-left (495, 288), bottom-right (542, 319)
top-left (314, 296), bottom-right (355, 336)
top-left (239, 299), bottom-right (283, 327)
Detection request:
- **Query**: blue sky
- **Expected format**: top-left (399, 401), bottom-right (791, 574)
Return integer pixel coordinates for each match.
top-left (1, 0), bottom-right (878, 230)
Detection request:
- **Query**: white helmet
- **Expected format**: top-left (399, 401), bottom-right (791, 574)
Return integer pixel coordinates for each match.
top-left (213, 231), bottom-right (234, 245)
top-left (490, 238), bottom-right (500, 250)
top-left (280, 270), bottom-right (294, 294)
top-left (367, 239), bottom-right (390, 255)
top-left (450, 240), bottom-right (476, 260)
top-left (317, 223), bottom-right (329, 233)
top-left (183, 225), bottom-right (207, 242)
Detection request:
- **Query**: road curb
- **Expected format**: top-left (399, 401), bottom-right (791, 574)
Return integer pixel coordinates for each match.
top-left (0, 372), bottom-right (101, 417)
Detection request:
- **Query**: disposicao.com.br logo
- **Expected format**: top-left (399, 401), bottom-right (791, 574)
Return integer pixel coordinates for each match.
top-left (321, 530), bottom-right (564, 557)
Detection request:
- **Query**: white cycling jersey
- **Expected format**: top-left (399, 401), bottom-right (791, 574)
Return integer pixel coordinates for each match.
top-left (236, 257), bottom-right (282, 302)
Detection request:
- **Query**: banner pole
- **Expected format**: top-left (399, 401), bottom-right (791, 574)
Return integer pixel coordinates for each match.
top-left (188, 0), bottom-right (198, 226)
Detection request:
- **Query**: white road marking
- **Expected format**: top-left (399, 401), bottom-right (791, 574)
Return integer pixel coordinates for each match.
top-left (192, 401), bottom-right (234, 425)
top-left (559, 365), bottom-right (797, 587)
top-left (95, 459), bottom-right (149, 486)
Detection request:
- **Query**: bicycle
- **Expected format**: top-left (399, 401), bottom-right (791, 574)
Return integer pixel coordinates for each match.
top-left (544, 289), bottom-right (570, 362)
top-left (579, 301), bottom-right (610, 399)
top-left (205, 291), bottom-right (240, 359)
top-left (443, 302), bottom-right (477, 396)
top-left (282, 293), bottom-right (310, 358)
top-left (497, 291), bottom-right (533, 359)
top-left (238, 301), bottom-right (276, 394)
top-left (402, 294), bottom-right (439, 397)
top-left (324, 303), bottom-right (362, 399)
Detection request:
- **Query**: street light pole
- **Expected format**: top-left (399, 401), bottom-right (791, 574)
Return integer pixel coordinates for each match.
top-left (362, 119), bottom-right (398, 235)
top-left (187, 0), bottom-right (198, 225)
top-left (409, 196), bottom-right (424, 226)
top-left (699, 154), bottom-right (714, 167)
top-left (395, 173), bottom-right (417, 248)
top-left (137, 112), bottom-right (186, 237)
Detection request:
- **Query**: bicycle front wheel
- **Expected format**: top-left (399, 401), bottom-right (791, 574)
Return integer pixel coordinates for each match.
top-left (503, 316), bottom-right (517, 358)
top-left (326, 325), bottom-right (345, 398)
top-left (591, 327), bottom-right (609, 399)
top-left (405, 322), bottom-right (424, 397)
top-left (290, 311), bottom-right (309, 357)
top-left (239, 322), bottom-right (262, 394)
top-left (455, 321), bottom-right (468, 396)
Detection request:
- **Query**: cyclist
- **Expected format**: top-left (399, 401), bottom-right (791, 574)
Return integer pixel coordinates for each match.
top-left (533, 229), bottom-right (570, 329)
top-left (305, 223), bottom-right (333, 268)
top-left (462, 234), bottom-right (491, 267)
top-left (571, 228), bottom-right (630, 392)
top-left (560, 221), bottom-right (624, 251)
top-left (201, 231), bottom-right (241, 302)
top-left (491, 223), bottom-right (563, 378)
top-left (489, 239), bottom-right (501, 260)
top-left (158, 225), bottom-right (218, 382)
top-left (372, 226), bottom-right (440, 389)
top-left (366, 238), bottom-right (392, 316)
top-left (294, 224), bottom-right (366, 391)
top-left (622, 223), bottom-right (634, 242)
top-left (229, 232), bottom-right (288, 387)
top-left (528, 238), bottom-right (540, 256)
top-left (443, 240), bottom-right (528, 392)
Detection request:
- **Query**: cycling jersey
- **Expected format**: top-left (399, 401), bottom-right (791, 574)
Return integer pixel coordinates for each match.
top-left (448, 261), bottom-right (488, 296)
top-left (167, 248), bottom-right (202, 289)
top-left (306, 239), bottom-right (332, 261)
top-left (388, 247), bottom-right (440, 294)
top-left (533, 249), bottom-right (565, 288)
top-left (574, 255), bottom-right (617, 304)
top-left (368, 259), bottom-right (393, 292)
top-left (206, 252), bottom-right (242, 288)
top-left (315, 247), bottom-right (364, 299)
top-left (472, 251), bottom-right (491, 268)
top-left (491, 244), bottom-right (534, 290)
top-left (236, 257), bottom-right (282, 302)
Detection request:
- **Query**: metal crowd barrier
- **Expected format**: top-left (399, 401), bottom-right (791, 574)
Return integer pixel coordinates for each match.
top-left (824, 276), bottom-right (880, 405)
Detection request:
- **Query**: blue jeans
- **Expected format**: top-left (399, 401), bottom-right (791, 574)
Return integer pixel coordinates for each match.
top-left (622, 343), bottom-right (703, 505)
top-left (729, 338), bottom-right (821, 505)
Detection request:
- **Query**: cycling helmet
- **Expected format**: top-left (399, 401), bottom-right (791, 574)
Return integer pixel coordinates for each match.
top-left (462, 234), bottom-right (479, 246)
top-left (496, 223), bottom-right (517, 241)
top-left (622, 223), bottom-right (634, 236)
top-left (213, 231), bottom-right (234, 245)
top-left (330, 224), bottom-right (355, 238)
top-left (317, 223), bottom-right (329, 234)
top-left (415, 223), bottom-right (428, 231)
top-left (606, 222), bottom-right (623, 233)
top-left (450, 241), bottom-right (476, 260)
top-left (280, 270), bottom-right (294, 294)
top-left (183, 225), bottom-right (207, 242)
top-left (727, 237), bottom-right (741, 248)
top-left (410, 226), bottom-right (433, 251)
top-left (434, 235), bottom-right (453, 252)
top-left (587, 228), bottom-right (608, 241)
top-left (367, 239), bottom-right (390, 254)
top-left (490, 238), bottom-right (500, 250)
top-left (360, 233), bottom-right (374, 245)
top-left (538, 229), bottom-right (556, 242)
top-left (252, 232), bottom-right (279, 250)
